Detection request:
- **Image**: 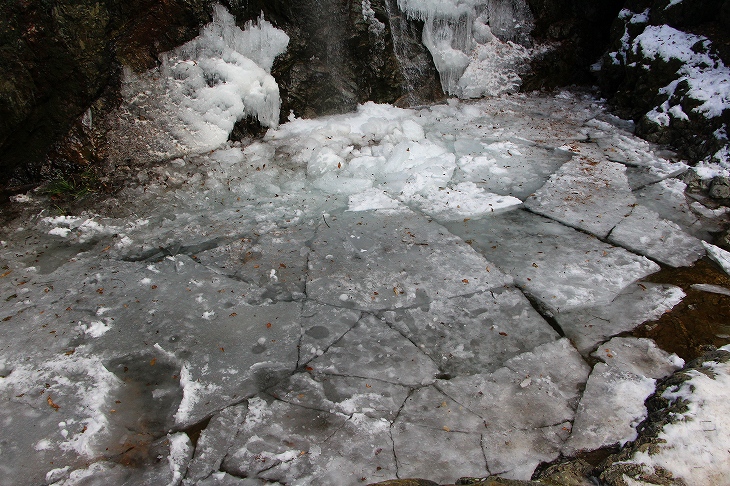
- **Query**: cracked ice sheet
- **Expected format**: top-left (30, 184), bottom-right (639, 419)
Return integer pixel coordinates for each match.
top-left (383, 288), bottom-right (560, 376)
top-left (268, 371), bottom-right (409, 421)
top-left (43, 433), bottom-right (193, 486)
top-left (222, 397), bottom-right (396, 485)
top-left (635, 178), bottom-right (713, 239)
top-left (92, 257), bottom-right (303, 427)
top-left (581, 118), bottom-right (688, 188)
top-left (524, 157), bottom-right (636, 238)
top-left (451, 139), bottom-right (573, 201)
top-left (436, 339), bottom-right (590, 480)
top-left (564, 338), bottom-right (683, 456)
top-left (185, 404), bottom-right (248, 484)
top-left (308, 314), bottom-right (439, 386)
top-left (445, 209), bottom-right (660, 314)
top-left (555, 282), bottom-right (685, 356)
top-left (6, 253), bottom-right (304, 430)
top-left (608, 205), bottom-right (705, 267)
top-left (306, 206), bottom-right (511, 311)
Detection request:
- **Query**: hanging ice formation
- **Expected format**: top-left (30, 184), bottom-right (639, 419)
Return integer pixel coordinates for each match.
top-left (122, 5), bottom-right (289, 153)
top-left (397, 0), bottom-right (534, 98)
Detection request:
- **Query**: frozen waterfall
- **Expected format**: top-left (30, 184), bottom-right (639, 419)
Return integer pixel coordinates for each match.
top-left (397, 0), bottom-right (535, 97)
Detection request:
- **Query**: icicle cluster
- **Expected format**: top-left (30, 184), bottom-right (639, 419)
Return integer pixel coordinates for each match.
top-left (397, 0), bottom-right (533, 97)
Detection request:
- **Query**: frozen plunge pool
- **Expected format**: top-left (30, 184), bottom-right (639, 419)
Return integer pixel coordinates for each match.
top-left (1, 92), bottom-right (730, 485)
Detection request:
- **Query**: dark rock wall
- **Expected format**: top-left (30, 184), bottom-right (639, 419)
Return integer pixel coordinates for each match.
top-left (522, 0), bottom-right (625, 89)
top-left (598, 0), bottom-right (730, 163)
top-left (0, 0), bottom-right (214, 187)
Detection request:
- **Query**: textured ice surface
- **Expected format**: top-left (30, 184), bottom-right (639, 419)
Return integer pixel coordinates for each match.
top-left (635, 178), bottom-right (713, 238)
top-left (438, 339), bottom-right (590, 479)
top-left (564, 337), bottom-right (682, 455)
top-left (608, 205), bottom-right (705, 267)
top-left (383, 288), bottom-right (559, 375)
top-left (307, 206), bottom-right (511, 311)
top-left (446, 209), bottom-right (660, 313)
top-left (308, 314), bottom-right (440, 386)
top-left (555, 282), bottom-right (685, 356)
top-left (2, 91), bottom-right (723, 485)
top-left (222, 398), bottom-right (396, 485)
top-left (704, 241), bottom-right (730, 276)
top-left (525, 158), bottom-right (635, 238)
top-left (563, 363), bottom-right (656, 454)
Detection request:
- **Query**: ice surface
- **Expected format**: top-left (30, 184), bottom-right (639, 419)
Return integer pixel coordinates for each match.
top-left (1, 90), bottom-right (719, 484)
top-left (306, 206), bottom-right (511, 311)
top-left (591, 337), bottom-right (684, 379)
top-left (635, 178), bottom-right (712, 238)
top-left (308, 314), bottom-right (439, 386)
top-left (222, 398), bottom-right (396, 485)
top-left (691, 283), bottom-right (730, 297)
top-left (383, 288), bottom-right (559, 375)
top-left (391, 384), bottom-right (489, 484)
top-left (608, 205), bottom-right (705, 267)
top-left (564, 337), bottom-right (682, 455)
top-left (563, 363), bottom-right (656, 455)
top-left (555, 282), bottom-right (685, 356)
top-left (703, 241), bottom-right (730, 276)
top-left (446, 209), bottom-right (661, 313)
top-left (267, 371), bottom-right (409, 421)
top-left (525, 158), bottom-right (635, 238)
top-left (438, 339), bottom-right (591, 479)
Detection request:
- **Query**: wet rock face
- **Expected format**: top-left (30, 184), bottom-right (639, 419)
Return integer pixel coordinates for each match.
top-left (522, 0), bottom-right (625, 89)
top-left (228, 0), bottom-right (442, 118)
top-left (0, 0), bottom-right (214, 187)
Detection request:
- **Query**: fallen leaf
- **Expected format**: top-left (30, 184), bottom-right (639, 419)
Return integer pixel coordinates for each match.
top-left (150, 358), bottom-right (156, 366)
top-left (47, 396), bottom-right (60, 410)
top-left (0, 270), bottom-right (11, 278)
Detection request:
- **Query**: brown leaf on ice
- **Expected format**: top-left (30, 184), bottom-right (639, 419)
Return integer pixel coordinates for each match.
top-left (47, 396), bottom-right (60, 410)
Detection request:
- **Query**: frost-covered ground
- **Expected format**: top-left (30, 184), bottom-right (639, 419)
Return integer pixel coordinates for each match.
top-left (2, 8), bottom-right (730, 486)
top-left (2, 90), bottom-right (730, 485)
